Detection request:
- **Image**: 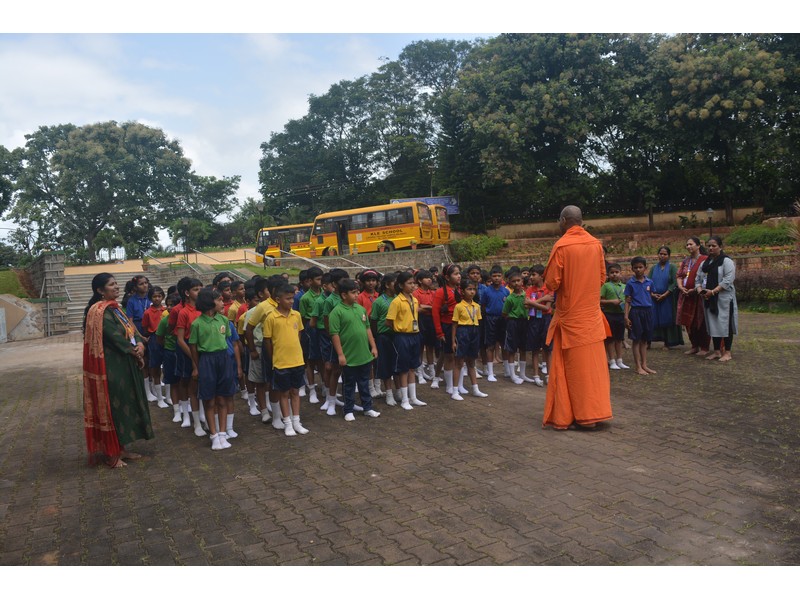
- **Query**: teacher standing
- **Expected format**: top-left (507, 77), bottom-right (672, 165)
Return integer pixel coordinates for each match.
top-left (542, 206), bottom-right (612, 430)
top-left (82, 272), bottom-right (154, 468)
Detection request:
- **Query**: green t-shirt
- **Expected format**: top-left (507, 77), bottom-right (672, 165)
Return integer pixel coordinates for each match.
top-left (600, 281), bottom-right (625, 314)
top-left (328, 302), bottom-right (373, 367)
top-left (188, 313), bottom-right (230, 353)
top-left (322, 291), bottom-right (342, 319)
top-left (502, 292), bottom-right (528, 319)
top-left (312, 291), bottom-right (330, 330)
top-left (155, 314), bottom-right (176, 351)
top-left (370, 293), bottom-right (394, 335)
top-left (298, 287), bottom-right (321, 321)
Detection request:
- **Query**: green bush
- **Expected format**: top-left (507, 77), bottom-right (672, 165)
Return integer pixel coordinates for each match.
top-left (725, 223), bottom-right (793, 246)
top-left (449, 235), bottom-right (507, 262)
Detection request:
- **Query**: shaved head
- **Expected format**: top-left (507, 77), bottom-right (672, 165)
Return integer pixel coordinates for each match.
top-left (559, 205), bottom-right (583, 232)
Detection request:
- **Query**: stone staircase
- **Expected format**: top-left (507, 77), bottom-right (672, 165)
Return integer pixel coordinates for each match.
top-left (64, 271), bottom-right (174, 332)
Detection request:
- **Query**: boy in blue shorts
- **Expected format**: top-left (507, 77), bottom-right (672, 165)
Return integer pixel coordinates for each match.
top-left (329, 278), bottom-right (381, 421)
top-left (600, 263), bottom-right (629, 370)
top-left (298, 266), bottom-right (324, 403)
top-left (523, 264), bottom-right (553, 386)
top-left (501, 272), bottom-right (527, 385)
top-left (480, 265), bottom-right (509, 382)
top-left (624, 256), bottom-right (656, 375)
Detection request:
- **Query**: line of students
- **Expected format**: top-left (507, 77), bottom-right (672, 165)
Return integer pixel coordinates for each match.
top-left (129, 263), bottom-right (560, 451)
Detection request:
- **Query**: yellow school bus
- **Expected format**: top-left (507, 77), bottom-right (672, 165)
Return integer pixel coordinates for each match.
top-left (310, 201), bottom-right (434, 256)
top-left (254, 223), bottom-right (313, 262)
top-left (430, 204), bottom-right (451, 244)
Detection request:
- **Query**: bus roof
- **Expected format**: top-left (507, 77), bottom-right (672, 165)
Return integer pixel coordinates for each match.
top-left (314, 201), bottom-right (428, 220)
top-left (258, 223), bottom-right (313, 232)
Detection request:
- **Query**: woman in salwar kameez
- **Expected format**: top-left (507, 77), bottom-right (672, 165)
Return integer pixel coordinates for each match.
top-left (675, 237), bottom-right (711, 354)
top-left (83, 273), bottom-right (154, 468)
top-left (648, 246), bottom-right (684, 348)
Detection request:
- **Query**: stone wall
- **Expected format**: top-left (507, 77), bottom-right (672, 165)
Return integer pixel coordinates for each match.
top-left (268, 246), bottom-right (453, 274)
top-left (22, 252), bottom-right (70, 337)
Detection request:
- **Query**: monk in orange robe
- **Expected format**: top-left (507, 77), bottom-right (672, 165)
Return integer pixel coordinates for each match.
top-left (542, 206), bottom-right (612, 430)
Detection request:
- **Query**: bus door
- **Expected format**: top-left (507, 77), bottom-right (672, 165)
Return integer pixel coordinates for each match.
top-left (335, 218), bottom-right (350, 255)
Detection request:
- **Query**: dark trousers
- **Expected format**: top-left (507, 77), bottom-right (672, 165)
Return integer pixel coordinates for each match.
top-left (343, 363), bottom-right (373, 415)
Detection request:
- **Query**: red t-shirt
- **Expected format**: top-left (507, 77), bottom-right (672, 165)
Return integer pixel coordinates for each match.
top-left (526, 285), bottom-right (553, 316)
top-left (141, 305), bottom-right (166, 334)
top-left (356, 290), bottom-right (378, 317)
top-left (432, 285), bottom-right (459, 336)
top-left (176, 304), bottom-right (201, 340)
top-left (413, 288), bottom-right (435, 315)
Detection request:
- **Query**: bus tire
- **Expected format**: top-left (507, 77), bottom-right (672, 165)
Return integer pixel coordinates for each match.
top-left (382, 241), bottom-right (395, 252)
top-left (324, 247), bottom-right (338, 256)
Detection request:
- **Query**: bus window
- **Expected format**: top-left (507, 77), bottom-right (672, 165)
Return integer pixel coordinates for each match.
top-left (370, 211), bottom-right (387, 228)
top-left (387, 207), bottom-right (413, 226)
top-left (350, 213), bottom-right (369, 230)
top-left (418, 204), bottom-right (432, 223)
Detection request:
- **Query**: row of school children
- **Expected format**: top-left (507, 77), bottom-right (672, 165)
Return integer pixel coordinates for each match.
top-left (121, 263), bottom-right (557, 450)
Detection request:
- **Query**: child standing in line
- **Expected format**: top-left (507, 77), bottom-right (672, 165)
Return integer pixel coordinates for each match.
top-left (386, 271), bottom-right (426, 410)
top-left (238, 287), bottom-right (261, 416)
top-left (464, 265), bottom-right (487, 379)
top-left (263, 283), bottom-right (309, 437)
top-left (126, 275), bottom-right (154, 401)
top-left (413, 270), bottom-right (437, 383)
top-left (432, 264), bottom-right (462, 395)
top-left (310, 273), bottom-right (335, 412)
top-left (189, 289), bottom-right (236, 450)
top-left (330, 278), bottom-right (381, 421)
top-left (219, 295), bottom-right (243, 439)
top-left (321, 269), bottom-right (351, 416)
top-left (174, 277), bottom-right (205, 435)
top-left (356, 269), bottom-right (383, 398)
top-left (157, 292), bottom-right (183, 423)
top-left (451, 279), bottom-right (488, 400)
top-left (523, 265), bottom-right (554, 386)
top-left (502, 272), bottom-right (528, 385)
top-left (371, 273), bottom-right (400, 407)
top-left (480, 265), bottom-right (509, 382)
top-left (141, 286), bottom-right (169, 407)
top-left (624, 256), bottom-right (656, 375)
top-left (218, 281), bottom-right (234, 319)
top-left (227, 280), bottom-right (245, 322)
top-left (298, 267), bottom-right (324, 404)
top-left (600, 263), bottom-right (629, 370)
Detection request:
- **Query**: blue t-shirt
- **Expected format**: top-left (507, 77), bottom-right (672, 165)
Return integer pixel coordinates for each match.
top-left (125, 294), bottom-right (152, 335)
top-left (481, 284), bottom-right (510, 316)
top-left (293, 288), bottom-right (305, 311)
top-left (226, 320), bottom-right (240, 357)
top-left (624, 276), bottom-right (654, 308)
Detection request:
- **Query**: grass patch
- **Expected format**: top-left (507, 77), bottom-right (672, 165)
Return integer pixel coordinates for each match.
top-left (739, 301), bottom-right (800, 314)
top-left (0, 270), bottom-right (29, 298)
top-left (211, 263), bottom-right (300, 276)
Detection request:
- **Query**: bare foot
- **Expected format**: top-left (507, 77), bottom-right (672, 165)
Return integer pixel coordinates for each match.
top-left (120, 451), bottom-right (142, 460)
top-left (106, 457), bottom-right (127, 469)
top-left (684, 347), bottom-right (699, 355)
top-left (636, 369), bottom-right (649, 375)
top-left (644, 366), bottom-right (657, 374)
top-left (706, 352), bottom-right (721, 360)
top-left (719, 353), bottom-right (733, 362)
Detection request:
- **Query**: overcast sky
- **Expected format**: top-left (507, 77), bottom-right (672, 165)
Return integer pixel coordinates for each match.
top-left (2, 2), bottom-right (777, 247)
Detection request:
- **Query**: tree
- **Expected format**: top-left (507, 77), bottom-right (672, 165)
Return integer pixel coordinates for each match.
top-left (10, 121), bottom-right (196, 261)
top-left (0, 144), bottom-right (15, 216)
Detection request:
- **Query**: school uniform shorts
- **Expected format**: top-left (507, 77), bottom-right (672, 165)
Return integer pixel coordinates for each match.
top-left (318, 329), bottom-right (333, 364)
top-left (198, 351), bottom-right (237, 400)
top-left (483, 314), bottom-right (506, 348)
top-left (376, 333), bottom-right (397, 380)
top-left (175, 346), bottom-right (193, 379)
top-left (161, 350), bottom-right (178, 385)
top-left (439, 322), bottom-right (454, 355)
top-left (504, 318), bottom-right (528, 353)
top-left (418, 313), bottom-right (438, 348)
top-left (526, 316), bottom-right (551, 352)
top-left (455, 325), bottom-right (480, 359)
top-left (147, 334), bottom-right (163, 369)
top-left (628, 306), bottom-right (653, 342)
top-left (393, 332), bottom-right (422, 373)
top-left (604, 312), bottom-right (625, 342)
top-left (306, 327), bottom-right (322, 361)
top-left (247, 345), bottom-right (268, 384)
top-left (272, 365), bottom-right (305, 392)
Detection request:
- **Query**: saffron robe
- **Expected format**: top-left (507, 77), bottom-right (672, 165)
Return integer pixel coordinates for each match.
top-left (542, 226), bottom-right (612, 429)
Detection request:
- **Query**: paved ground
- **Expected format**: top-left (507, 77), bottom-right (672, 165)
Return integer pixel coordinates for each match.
top-left (0, 312), bottom-right (798, 566)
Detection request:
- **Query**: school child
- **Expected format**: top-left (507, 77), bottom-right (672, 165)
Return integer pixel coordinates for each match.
top-left (298, 267), bottom-right (324, 403)
top-left (189, 289), bottom-right (237, 450)
top-left (245, 276), bottom-right (284, 429)
top-left (413, 270), bottom-right (437, 382)
top-left (451, 279), bottom-right (488, 399)
top-left (217, 280), bottom-right (234, 318)
top-left (218, 295), bottom-right (243, 438)
top-left (523, 265), bottom-right (553, 386)
top-left (479, 265), bottom-right (509, 382)
top-left (502, 272), bottom-right (528, 385)
top-left (293, 270), bottom-right (309, 311)
top-left (174, 277), bottom-right (205, 435)
top-left (385, 271), bottom-right (426, 410)
top-left (321, 269), bottom-right (351, 416)
top-left (310, 273), bottom-right (335, 412)
top-left (227, 280), bottom-right (245, 322)
top-left (624, 256), bottom-right (657, 375)
top-left (125, 275), bottom-right (154, 401)
top-left (463, 264), bottom-right (486, 380)
top-left (431, 264), bottom-right (462, 394)
top-left (238, 287), bottom-right (261, 415)
top-left (157, 292), bottom-right (182, 422)
top-left (140, 286), bottom-right (169, 407)
top-left (371, 273), bottom-right (400, 407)
top-left (263, 283), bottom-right (309, 437)
top-left (330, 278), bottom-right (381, 421)
top-left (356, 270), bottom-right (383, 398)
top-left (600, 263), bottom-right (630, 370)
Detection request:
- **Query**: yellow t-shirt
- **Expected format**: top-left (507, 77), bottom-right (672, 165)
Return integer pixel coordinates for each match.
top-left (263, 309), bottom-right (304, 369)
top-left (453, 300), bottom-right (482, 326)
top-left (386, 293), bottom-right (419, 334)
top-left (227, 300), bottom-right (242, 322)
top-left (247, 297), bottom-right (278, 330)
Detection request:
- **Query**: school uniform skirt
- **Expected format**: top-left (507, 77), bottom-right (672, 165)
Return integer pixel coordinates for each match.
top-left (393, 332), bottom-right (422, 372)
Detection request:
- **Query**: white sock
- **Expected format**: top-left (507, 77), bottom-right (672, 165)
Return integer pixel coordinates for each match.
top-left (520, 361), bottom-right (528, 379)
top-left (443, 370), bottom-right (454, 392)
top-left (226, 414), bottom-right (234, 431)
top-left (408, 383), bottom-right (417, 401)
top-left (192, 410), bottom-right (201, 427)
top-left (400, 387), bottom-right (409, 402)
top-left (487, 363), bottom-right (495, 377)
top-left (457, 368), bottom-right (465, 390)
